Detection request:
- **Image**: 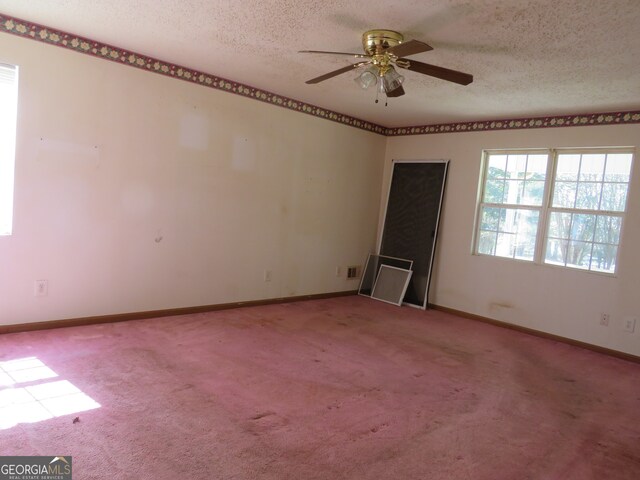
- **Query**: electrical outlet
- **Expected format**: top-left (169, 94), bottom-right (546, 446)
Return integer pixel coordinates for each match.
top-left (346, 266), bottom-right (361, 279)
top-left (263, 270), bottom-right (272, 282)
top-left (34, 279), bottom-right (48, 297)
top-left (600, 313), bottom-right (610, 326)
top-left (623, 316), bottom-right (637, 333)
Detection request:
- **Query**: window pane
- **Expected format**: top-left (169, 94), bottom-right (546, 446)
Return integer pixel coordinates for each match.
top-left (527, 154), bottom-right (548, 177)
top-left (503, 180), bottom-right (524, 204)
top-left (484, 179), bottom-right (505, 203)
top-left (482, 154), bottom-right (548, 206)
top-left (594, 215), bottom-right (622, 245)
top-left (556, 154), bottom-right (580, 180)
top-left (601, 183), bottom-right (628, 211)
top-left (495, 232), bottom-right (516, 258)
top-left (514, 234), bottom-right (536, 261)
top-left (514, 210), bottom-right (540, 260)
top-left (546, 210), bottom-right (623, 274)
top-left (548, 211), bottom-right (571, 239)
top-left (552, 182), bottom-right (577, 208)
top-left (506, 155), bottom-right (527, 179)
top-left (487, 155), bottom-right (507, 178)
top-left (477, 206), bottom-right (540, 261)
top-left (501, 208), bottom-right (538, 235)
top-left (495, 209), bottom-right (539, 260)
top-left (478, 231), bottom-right (497, 255)
top-left (500, 208), bottom-right (518, 233)
top-left (604, 153), bottom-right (632, 182)
top-left (566, 241), bottom-right (593, 270)
top-left (579, 154), bottom-right (605, 181)
top-left (522, 180), bottom-right (545, 205)
top-left (516, 209), bottom-right (540, 237)
top-left (545, 238), bottom-right (567, 265)
top-left (570, 214), bottom-right (596, 242)
top-left (590, 244), bottom-right (617, 273)
top-left (575, 182), bottom-right (602, 210)
top-left (480, 207), bottom-right (501, 230)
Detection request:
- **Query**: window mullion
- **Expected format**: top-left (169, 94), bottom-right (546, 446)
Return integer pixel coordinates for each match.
top-left (549, 206), bottom-right (624, 217)
top-left (481, 202), bottom-right (541, 211)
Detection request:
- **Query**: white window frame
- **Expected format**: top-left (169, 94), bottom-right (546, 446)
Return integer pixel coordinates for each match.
top-left (473, 147), bottom-right (635, 275)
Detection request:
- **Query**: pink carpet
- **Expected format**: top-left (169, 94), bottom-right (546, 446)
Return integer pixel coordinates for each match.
top-left (1, 296), bottom-right (639, 479)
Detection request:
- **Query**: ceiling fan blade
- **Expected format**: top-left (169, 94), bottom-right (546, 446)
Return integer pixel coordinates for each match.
top-left (398, 59), bottom-right (473, 85)
top-left (305, 61), bottom-right (371, 84)
top-left (385, 39), bottom-right (433, 58)
top-left (299, 50), bottom-right (369, 58)
top-left (386, 85), bottom-right (405, 98)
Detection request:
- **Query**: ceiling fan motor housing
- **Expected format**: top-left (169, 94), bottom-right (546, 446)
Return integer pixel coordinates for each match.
top-left (362, 30), bottom-right (404, 56)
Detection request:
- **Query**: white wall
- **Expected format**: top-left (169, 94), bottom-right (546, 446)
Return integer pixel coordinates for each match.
top-left (383, 124), bottom-right (640, 356)
top-left (0, 34), bottom-right (386, 324)
top-left (2, 31), bottom-right (638, 357)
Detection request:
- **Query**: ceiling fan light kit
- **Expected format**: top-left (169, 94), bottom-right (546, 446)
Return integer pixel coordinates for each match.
top-left (301, 29), bottom-right (473, 104)
top-left (354, 66), bottom-right (378, 89)
top-left (382, 68), bottom-right (404, 93)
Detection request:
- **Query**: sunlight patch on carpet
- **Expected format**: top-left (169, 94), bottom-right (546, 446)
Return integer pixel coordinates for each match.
top-left (0, 357), bottom-right (100, 430)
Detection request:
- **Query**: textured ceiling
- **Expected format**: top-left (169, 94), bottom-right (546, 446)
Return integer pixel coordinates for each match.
top-left (0, 0), bottom-right (639, 127)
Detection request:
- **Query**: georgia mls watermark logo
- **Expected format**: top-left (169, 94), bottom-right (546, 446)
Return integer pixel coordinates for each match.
top-left (0, 456), bottom-right (72, 480)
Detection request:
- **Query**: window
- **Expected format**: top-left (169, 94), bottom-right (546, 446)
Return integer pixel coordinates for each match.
top-left (476, 151), bottom-right (549, 261)
top-left (0, 63), bottom-right (18, 236)
top-left (474, 148), bottom-right (634, 274)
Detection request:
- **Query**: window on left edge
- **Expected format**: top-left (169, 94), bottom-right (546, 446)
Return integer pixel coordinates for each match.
top-left (0, 63), bottom-right (18, 236)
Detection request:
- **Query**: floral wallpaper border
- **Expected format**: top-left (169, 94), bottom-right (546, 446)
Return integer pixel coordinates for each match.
top-left (384, 111), bottom-right (640, 136)
top-left (1, 13), bottom-right (639, 137)
top-left (0, 14), bottom-right (386, 135)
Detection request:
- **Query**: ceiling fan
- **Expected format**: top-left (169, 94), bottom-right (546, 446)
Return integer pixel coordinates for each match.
top-left (300, 30), bottom-right (473, 102)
